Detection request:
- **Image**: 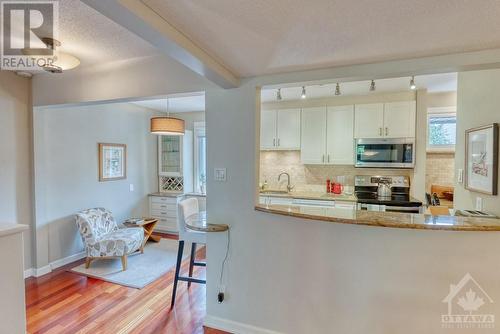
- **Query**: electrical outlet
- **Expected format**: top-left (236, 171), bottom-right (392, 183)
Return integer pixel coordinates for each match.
top-left (476, 197), bottom-right (483, 211)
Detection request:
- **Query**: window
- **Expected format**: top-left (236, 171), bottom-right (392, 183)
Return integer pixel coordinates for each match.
top-left (427, 107), bottom-right (456, 151)
top-left (194, 122), bottom-right (206, 194)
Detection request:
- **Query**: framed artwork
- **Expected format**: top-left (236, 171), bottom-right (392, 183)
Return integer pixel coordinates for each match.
top-left (98, 143), bottom-right (126, 181)
top-left (465, 123), bottom-right (498, 195)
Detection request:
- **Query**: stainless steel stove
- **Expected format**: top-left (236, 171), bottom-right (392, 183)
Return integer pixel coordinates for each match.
top-left (355, 175), bottom-right (423, 213)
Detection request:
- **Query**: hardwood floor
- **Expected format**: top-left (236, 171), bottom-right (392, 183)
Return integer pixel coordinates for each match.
top-left (26, 234), bottom-right (228, 334)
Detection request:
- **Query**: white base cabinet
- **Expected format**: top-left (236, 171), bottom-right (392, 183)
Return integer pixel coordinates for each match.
top-left (149, 196), bottom-right (181, 233)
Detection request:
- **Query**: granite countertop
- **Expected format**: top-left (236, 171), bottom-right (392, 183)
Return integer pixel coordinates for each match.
top-left (259, 190), bottom-right (357, 202)
top-left (255, 204), bottom-right (500, 231)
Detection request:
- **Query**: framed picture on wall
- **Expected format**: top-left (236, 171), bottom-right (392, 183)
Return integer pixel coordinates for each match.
top-left (465, 123), bottom-right (498, 195)
top-left (98, 143), bottom-right (127, 181)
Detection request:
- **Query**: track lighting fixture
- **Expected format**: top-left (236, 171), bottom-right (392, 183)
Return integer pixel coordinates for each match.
top-left (301, 86), bottom-right (306, 99)
top-left (370, 80), bottom-right (376, 92)
top-left (335, 83), bottom-right (341, 96)
top-left (277, 88), bottom-right (282, 101)
top-left (409, 76), bottom-right (416, 90)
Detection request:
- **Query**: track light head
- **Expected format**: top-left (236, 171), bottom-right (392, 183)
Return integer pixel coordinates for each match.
top-left (370, 80), bottom-right (376, 92)
top-left (301, 86), bottom-right (306, 99)
top-left (277, 88), bottom-right (282, 101)
top-left (410, 76), bottom-right (416, 90)
top-left (335, 83), bottom-right (341, 96)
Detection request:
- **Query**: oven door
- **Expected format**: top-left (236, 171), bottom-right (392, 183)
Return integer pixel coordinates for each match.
top-left (355, 138), bottom-right (415, 168)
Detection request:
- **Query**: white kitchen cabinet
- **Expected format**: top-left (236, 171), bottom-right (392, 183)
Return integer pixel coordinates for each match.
top-left (300, 107), bottom-right (327, 164)
top-left (354, 101), bottom-right (416, 138)
top-left (326, 105), bottom-right (355, 164)
top-left (260, 110), bottom-right (277, 149)
top-left (259, 196), bottom-right (294, 206)
top-left (149, 195), bottom-right (180, 233)
top-left (354, 103), bottom-right (384, 138)
top-left (383, 101), bottom-right (416, 138)
top-left (301, 106), bottom-right (354, 165)
top-left (260, 109), bottom-right (300, 150)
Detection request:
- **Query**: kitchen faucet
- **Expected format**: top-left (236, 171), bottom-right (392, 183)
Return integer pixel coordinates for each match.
top-left (278, 172), bottom-right (294, 193)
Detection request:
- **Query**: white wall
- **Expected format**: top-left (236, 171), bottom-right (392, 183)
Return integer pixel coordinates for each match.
top-left (33, 102), bottom-right (159, 268)
top-left (0, 71), bottom-right (33, 270)
top-left (455, 69), bottom-right (500, 215)
top-left (205, 82), bottom-right (500, 334)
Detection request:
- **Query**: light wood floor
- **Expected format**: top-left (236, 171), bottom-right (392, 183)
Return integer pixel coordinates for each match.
top-left (25, 234), bottom-right (228, 334)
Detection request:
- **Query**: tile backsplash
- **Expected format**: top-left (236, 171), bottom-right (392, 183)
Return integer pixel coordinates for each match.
top-left (425, 152), bottom-right (455, 192)
top-left (260, 151), bottom-right (413, 192)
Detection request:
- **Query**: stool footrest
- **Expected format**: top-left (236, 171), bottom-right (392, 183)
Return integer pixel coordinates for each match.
top-left (178, 276), bottom-right (206, 284)
top-left (193, 261), bottom-right (206, 267)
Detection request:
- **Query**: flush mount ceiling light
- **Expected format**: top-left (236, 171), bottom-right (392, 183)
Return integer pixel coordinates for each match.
top-left (335, 83), bottom-right (341, 96)
top-left (301, 86), bottom-right (306, 99)
top-left (277, 88), bottom-right (282, 101)
top-left (370, 80), bottom-right (376, 92)
top-left (22, 37), bottom-right (80, 73)
top-left (150, 98), bottom-right (185, 136)
top-left (409, 76), bottom-right (417, 90)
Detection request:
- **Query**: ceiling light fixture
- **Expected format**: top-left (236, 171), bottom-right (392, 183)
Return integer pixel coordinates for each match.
top-left (150, 98), bottom-right (185, 136)
top-left (409, 76), bottom-right (416, 90)
top-left (301, 86), bottom-right (306, 99)
top-left (335, 83), bottom-right (341, 96)
top-left (370, 80), bottom-right (376, 92)
top-left (277, 88), bottom-right (282, 101)
top-left (22, 37), bottom-right (80, 73)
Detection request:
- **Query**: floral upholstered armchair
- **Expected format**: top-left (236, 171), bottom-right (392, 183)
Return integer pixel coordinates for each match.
top-left (75, 208), bottom-right (144, 271)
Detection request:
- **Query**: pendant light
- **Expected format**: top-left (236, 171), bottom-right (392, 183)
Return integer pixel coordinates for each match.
top-left (335, 83), bottom-right (341, 96)
top-left (370, 80), bottom-right (376, 92)
top-left (150, 98), bottom-right (185, 136)
top-left (409, 76), bottom-right (416, 90)
top-left (301, 86), bottom-right (306, 99)
top-left (277, 88), bottom-right (282, 101)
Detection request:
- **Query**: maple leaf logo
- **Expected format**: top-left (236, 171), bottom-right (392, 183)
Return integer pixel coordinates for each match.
top-left (457, 289), bottom-right (485, 314)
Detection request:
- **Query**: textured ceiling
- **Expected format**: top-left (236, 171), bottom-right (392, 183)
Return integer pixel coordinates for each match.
top-left (261, 73), bottom-right (457, 103)
top-left (57, 0), bottom-right (158, 68)
top-left (142, 0), bottom-right (500, 77)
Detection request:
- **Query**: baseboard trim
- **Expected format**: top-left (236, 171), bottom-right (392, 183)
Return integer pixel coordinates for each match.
top-left (50, 251), bottom-right (86, 271)
top-left (204, 315), bottom-right (282, 334)
top-left (25, 251), bottom-right (86, 278)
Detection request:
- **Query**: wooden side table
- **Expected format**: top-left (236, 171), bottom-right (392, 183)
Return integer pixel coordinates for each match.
top-left (124, 218), bottom-right (161, 247)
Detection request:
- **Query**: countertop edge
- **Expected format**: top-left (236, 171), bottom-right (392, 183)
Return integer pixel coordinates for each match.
top-left (259, 192), bottom-right (357, 202)
top-left (0, 224), bottom-right (29, 237)
top-left (255, 205), bottom-right (500, 232)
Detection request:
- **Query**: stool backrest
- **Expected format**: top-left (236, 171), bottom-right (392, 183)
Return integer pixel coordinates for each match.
top-left (177, 198), bottom-right (199, 240)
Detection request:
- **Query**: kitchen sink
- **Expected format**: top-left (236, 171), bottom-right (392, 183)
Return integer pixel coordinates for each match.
top-left (260, 190), bottom-right (289, 195)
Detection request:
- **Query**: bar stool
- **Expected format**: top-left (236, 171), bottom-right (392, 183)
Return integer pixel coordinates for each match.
top-left (171, 198), bottom-right (206, 308)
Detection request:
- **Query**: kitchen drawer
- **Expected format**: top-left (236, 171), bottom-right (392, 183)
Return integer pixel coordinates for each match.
top-left (334, 201), bottom-right (356, 210)
top-left (154, 218), bottom-right (178, 232)
top-left (151, 202), bottom-right (177, 211)
top-left (293, 199), bottom-right (335, 207)
top-left (151, 209), bottom-right (177, 218)
top-left (150, 196), bottom-right (178, 205)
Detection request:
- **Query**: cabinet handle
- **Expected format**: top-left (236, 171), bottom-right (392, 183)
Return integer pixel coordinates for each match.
top-left (385, 127), bottom-right (388, 136)
top-left (273, 138), bottom-right (276, 146)
top-left (328, 154), bottom-right (330, 163)
top-left (322, 155), bottom-right (324, 163)
top-left (277, 138), bottom-right (280, 146)
top-left (379, 127), bottom-right (382, 136)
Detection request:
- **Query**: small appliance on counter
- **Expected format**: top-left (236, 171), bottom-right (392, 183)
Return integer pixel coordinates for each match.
top-left (355, 175), bottom-right (423, 213)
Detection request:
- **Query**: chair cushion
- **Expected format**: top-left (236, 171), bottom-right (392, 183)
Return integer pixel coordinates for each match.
top-left (86, 227), bottom-right (144, 257)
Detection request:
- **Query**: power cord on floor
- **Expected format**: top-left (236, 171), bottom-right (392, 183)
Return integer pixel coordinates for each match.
top-left (217, 228), bottom-right (230, 303)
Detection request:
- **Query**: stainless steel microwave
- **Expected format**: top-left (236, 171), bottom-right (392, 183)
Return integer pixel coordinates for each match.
top-left (355, 138), bottom-right (415, 168)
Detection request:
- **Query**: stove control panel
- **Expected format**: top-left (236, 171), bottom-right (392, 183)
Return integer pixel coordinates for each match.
top-left (355, 175), bottom-right (410, 188)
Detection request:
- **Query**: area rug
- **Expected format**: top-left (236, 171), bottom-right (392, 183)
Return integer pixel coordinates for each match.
top-left (70, 239), bottom-right (187, 289)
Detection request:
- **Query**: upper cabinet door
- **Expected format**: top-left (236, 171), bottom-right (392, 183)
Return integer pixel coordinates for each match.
top-left (354, 103), bottom-right (384, 138)
top-left (326, 105), bottom-right (354, 165)
top-left (383, 101), bottom-right (416, 138)
top-left (159, 135), bottom-right (183, 177)
top-left (276, 108), bottom-right (301, 150)
top-left (301, 107), bottom-right (327, 164)
top-left (260, 110), bottom-right (277, 150)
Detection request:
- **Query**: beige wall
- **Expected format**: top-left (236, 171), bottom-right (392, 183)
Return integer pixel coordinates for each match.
top-left (455, 69), bottom-right (500, 214)
top-left (0, 71), bottom-right (33, 270)
top-left (33, 102), bottom-right (159, 268)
